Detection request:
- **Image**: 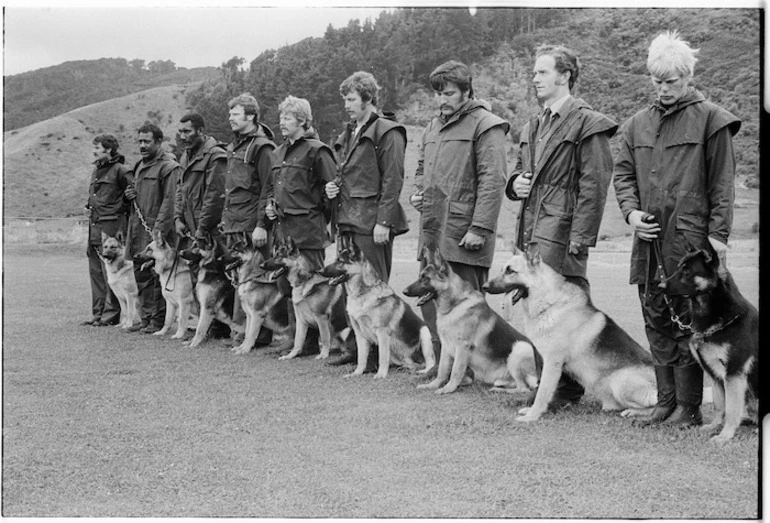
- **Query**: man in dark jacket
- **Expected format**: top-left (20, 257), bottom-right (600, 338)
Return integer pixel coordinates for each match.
top-left (220, 94), bottom-right (277, 348)
top-left (409, 60), bottom-right (509, 365)
top-left (325, 71), bottom-right (409, 366)
top-left (505, 45), bottom-right (618, 409)
top-left (266, 95), bottom-right (337, 269)
top-left (174, 113), bottom-right (227, 247)
top-left (125, 123), bottom-right (181, 333)
top-left (614, 31), bottom-right (740, 427)
top-left (82, 134), bottom-right (132, 326)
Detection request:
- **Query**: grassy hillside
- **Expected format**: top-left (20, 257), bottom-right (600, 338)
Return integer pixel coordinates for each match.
top-left (3, 84), bottom-right (195, 219)
top-left (3, 59), bottom-right (218, 131)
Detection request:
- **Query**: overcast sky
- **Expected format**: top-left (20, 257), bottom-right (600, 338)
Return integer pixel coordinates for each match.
top-left (2, 1), bottom-right (762, 77)
top-left (2, 5), bottom-right (389, 76)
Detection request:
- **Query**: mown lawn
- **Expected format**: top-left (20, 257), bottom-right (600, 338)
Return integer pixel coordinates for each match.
top-left (1, 246), bottom-right (760, 518)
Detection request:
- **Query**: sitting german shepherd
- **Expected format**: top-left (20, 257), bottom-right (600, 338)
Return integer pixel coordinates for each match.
top-left (663, 242), bottom-right (758, 444)
top-left (140, 230), bottom-right (198, 339)
top-left (186, 232), bottom-right (244, 348)
top-left (226, 239), bottom-right (294, 356)
top-left (484, 245), bottom-right (657, 422)
top-left (319, 236), bottom-right (436, 379)
top-left (404, 248), bottom-right (538, 395)
top-left (261, 237), bottom-right (349, 360)
top-left (100, 231), bottom-right (141, 329)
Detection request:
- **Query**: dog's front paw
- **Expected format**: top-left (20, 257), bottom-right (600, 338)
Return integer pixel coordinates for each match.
top-left (699, 422), bottom-right (722, 434)
top-left (436, 384), bottom-right (458, 395)
top-left (373, 371), bottom-right (388, 380)
top-left (278, 353), bottom-right (296, 360)
top-left (233, 345), bottom-right (251, 355)
top-left (314, 352), bottom-right (330, 360)
top-left (417, 379), bottom-right (442, 390)
top-left (515, 411), bottom-right (542, 422)
top-left (417, 364), bottom-right (435, 375)
top-left (344, 368), bottom-right (365, 378)
top-left (710, 432), bottom-right (733, 445)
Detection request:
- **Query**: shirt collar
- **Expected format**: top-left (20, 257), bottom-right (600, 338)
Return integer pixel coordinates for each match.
top-left (543, 94), bottom-right (572, 117)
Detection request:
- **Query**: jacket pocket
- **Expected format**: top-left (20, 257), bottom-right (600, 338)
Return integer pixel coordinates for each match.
top-left (533, 202), bottom-right (571, 246)
top-left (349, 187), bottom-right (379, 198)
top-left (675, 213), bottom-right (707, 236)
top-left (445, 201), bottom-right (473, 239)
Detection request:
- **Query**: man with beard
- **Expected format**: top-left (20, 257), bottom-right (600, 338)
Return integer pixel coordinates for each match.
top-left (505, 45), bottom-right (618, 410)
top-left (174, 113), bottom-right (227, 248)
top-left (124, 123), bottom-right (181, 333)
top-left (409, 60), bottom-right (509, 366)
top-left (82, 134), bottom-right (132, 326)
top-left (221, 93), bottom-right (276, 348)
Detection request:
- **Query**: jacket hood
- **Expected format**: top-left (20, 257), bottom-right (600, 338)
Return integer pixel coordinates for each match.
top-left (652, 87), bottom-right (704, 113)
top-left (302, 126), bottom-right (320, 141)
top-left (95, 153), bottom-right (125, 166)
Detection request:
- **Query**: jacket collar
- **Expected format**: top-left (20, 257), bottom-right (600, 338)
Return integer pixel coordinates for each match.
top-left (652, 88), bottom-right (704, 115)
top-left (94, 153), bottom-right (124, 167)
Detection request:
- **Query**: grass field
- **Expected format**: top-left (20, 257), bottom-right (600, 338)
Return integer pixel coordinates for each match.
top-left (1, 242), bottom-right (760, 518)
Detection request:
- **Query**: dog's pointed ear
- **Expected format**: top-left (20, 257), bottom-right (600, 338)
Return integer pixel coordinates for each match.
top-left (433, 248), bottom-right (449, 274)
top-left (286, 236), bottom-right (298, 255)
top-left (116, 230), bottom-right (124, 244)
top-left (101, 231), bottom-right (109, 244)
top-left (422, 246), bottom-right (434, 266)
top-left (508, 239), bottom-right (523, 256)
top-left (525, 242), bottom-right (541, 267)
top-left (349, 239), bottom-right (362, 261)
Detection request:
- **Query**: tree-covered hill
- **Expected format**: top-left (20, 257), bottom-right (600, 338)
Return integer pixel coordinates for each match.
top-left (187, 7), bottom-right (759, 185)
top-left (4, 58), bottom-right (218, 131)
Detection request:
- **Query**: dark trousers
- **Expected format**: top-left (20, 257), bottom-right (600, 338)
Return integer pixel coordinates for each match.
top-left (135, 263), bottom-right (166, 327)
top-left (637, 284), bottom-right (695, 367)
top-left (419, 260), bottom-right (488, 362)
top-left (344, 232), bottom-right (393, 282)
top-left (87, 243), bottom-right (120, 323)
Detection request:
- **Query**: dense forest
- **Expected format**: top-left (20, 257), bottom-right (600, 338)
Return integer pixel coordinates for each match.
top-left (4, 59), bottom-right (218, 131)
top-left (186, 7), bottom-right (759, 181)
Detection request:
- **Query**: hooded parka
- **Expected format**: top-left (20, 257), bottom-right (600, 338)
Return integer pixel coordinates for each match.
top-left (221, 123), bottom-right (276, 234)
top-left (268, 127), bottom-right (336, 249)
top-left (332, 113), bottom-right (409, 237)
top-left (613, 89), bottom-right (740, 284)
top-left (126, 148), bottom-right (181, 257)
top-left (174, 136), bottom-right (227, 238)
top-left (505, 97), bottom-right (617, 278)
top-left (417, 99), bottom-right (509, 268)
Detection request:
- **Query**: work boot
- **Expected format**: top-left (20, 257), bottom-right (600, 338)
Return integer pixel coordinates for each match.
top-left (128, 320), bottom-right (150, 332)
top-left (636, 365), bottom-right (677, 427)
top-left (663, 364), bottom-right (703, 427)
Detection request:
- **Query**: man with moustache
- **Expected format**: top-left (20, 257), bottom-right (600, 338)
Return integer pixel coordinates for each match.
top-left (174, 113), bottom-right (227, 249)
top-left (221, 93), bottom-right (277, 348)
top-left (614, 31), bottom-right (740, 427)
top-left (409, 60), bottom-right (509, 365)
top-left (325, 71), bottom-right (409, 367)
top-left (505, 45), bottom-right (617, 410)
top-left (82, 134), bottom-right (132, 326)
top-left (124, 122), bottom-right (181, 333)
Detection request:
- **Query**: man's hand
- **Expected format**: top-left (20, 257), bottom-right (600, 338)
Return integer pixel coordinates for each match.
top-left (409, 191), bottom-right (424, 212)
top-left (513, 172), bottom-right (533, 198)
top-left (373, 223), bottom-right (391, 245)
top-left (459, 230), bottom-right (485, 251)
top-left (124, 185), bottom-right (137, 201)
top-left (628, 210), bottom-right (660, 241)
top-left (568, 241), bottom-right (585, 255)
top-left (325, 181), bottom-right (340, 200)
top-left (265, 200), bottom-right (276, 220)
top-left (84, 205), bottom-right (92, 218)
top-left (252, 226), bottom-right (268, 247)
top-left (175, 218), bottom-right (188, 238)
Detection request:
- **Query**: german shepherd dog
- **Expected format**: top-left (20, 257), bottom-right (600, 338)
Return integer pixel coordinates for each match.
top-left (261, 237), bottom-right (349, 360)
top-left (319, 236), bottom-right (436, 379)
top-left (140, 229), bottom-right (198, 339)
top-left (186, 232), bottom-right (244, 348)
top-left (662, 242), bottom-right (758, 443)
top-left (484, 245), bottom-right (657, 422)
top-left (404, 248), bottom-right (538, 395)
top-left (225, 237), bottom-right (294, 356)
top-left (100, 231), bottom-right (141, 329)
